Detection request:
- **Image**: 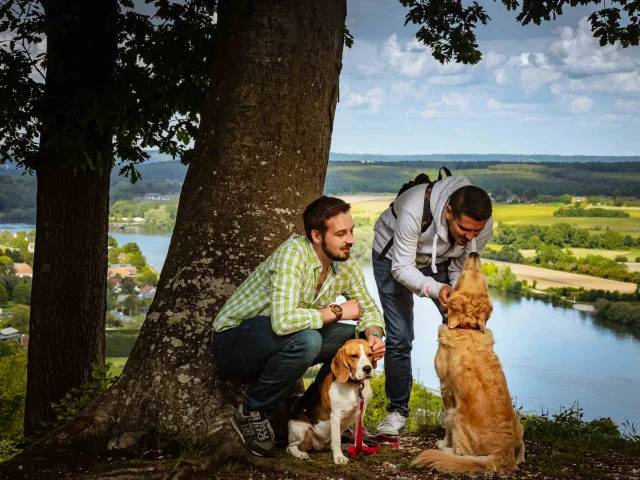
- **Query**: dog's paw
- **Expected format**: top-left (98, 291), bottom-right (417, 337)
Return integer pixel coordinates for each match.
top-left (436, 440), bottom-right (448, 450)
top-left (333, 454), bottom-right (349, 465)
top-left (286, 447), bottom-right (310, 460)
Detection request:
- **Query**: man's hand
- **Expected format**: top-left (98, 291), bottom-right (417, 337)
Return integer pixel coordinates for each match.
top-left (340, 298), bottom-right (362, 321)
top-left (438, 285), bottom-right (453, 310)
top-left (365, 328), bottom-right (386, 362)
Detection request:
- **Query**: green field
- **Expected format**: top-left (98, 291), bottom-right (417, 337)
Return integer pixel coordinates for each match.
top-left (106, 357), bottom-right (128, 377)
top-left (491, 204), bottom-right (640, 237)
top-left (488, 243), bottom-right (640, 261)
top-left (350, 199), bottom-right (640, 238)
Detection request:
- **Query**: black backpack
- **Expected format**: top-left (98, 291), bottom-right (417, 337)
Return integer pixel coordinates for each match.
top-left (377, 167), bottom-right (452, 260)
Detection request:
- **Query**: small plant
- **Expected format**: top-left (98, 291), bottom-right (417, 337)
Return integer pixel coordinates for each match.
top-left (50, 363), bottom-right (116, 428)
top-left (615, 255), bottom-right (629, 263)
top-left (0, 439), bottom-right (20, 463)
top-left (522, 403), bottom-right (630, 450)
top-left (364, 375), bottom-right (443, 434)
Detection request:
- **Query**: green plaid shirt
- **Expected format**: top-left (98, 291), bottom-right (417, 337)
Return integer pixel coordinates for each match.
top-left (213, 235), bottom-right (384, 336)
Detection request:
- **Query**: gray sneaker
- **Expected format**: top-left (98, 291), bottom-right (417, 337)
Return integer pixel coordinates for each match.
top-left (231, 404), bottom-right (276, 457)
top-left (376, 412), bottom-right (407, 436)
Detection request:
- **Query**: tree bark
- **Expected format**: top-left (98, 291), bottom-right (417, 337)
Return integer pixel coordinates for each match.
top-left (42, 0), bottom-right (347, 457)
top-left (25, 0), bottom-right (118, 434)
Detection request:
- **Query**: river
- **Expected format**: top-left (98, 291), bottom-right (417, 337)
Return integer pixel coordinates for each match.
top-left (9, 225), bottom-right (640, 427)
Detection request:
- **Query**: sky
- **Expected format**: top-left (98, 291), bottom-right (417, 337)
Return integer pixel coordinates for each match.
top-left (331, 0), bottom-right (640, 156)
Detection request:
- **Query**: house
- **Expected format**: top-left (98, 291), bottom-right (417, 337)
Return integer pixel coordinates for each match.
top-left (144, 193), bottom-right (171, 201)
top-left (108, 267), bottom-right (132, 278)
top-left (107, 264), bottom-right (137, 278)
top-left (138, 284), bottom-right (156, 300)
top-left (506, 194), bottom-right (521, 203)
top-left (109, 277), bottom-right (123, 293)
top-left (118, 252), bottom-right (127, 262)
top-left (28, 242), bottom-right (35, 253)
top-left (0, 327), bottom-right (20, 341)
top-left (572, 196), bottom-right (586, 204)
top-left (124, 265), bottom-right (137, 276)
top-left (14, 263), bottom-right (33, 277)
top-left (116, 294), bottom-right (131, 303)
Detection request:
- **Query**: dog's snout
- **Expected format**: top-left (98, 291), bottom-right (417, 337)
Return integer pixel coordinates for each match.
top-left (469, 252), bottom-right (480, 259)
top-left (363, 365), bottom-right (372, 374)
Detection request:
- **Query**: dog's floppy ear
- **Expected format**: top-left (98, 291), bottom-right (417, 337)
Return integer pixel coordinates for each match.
top-left (476, 296), bottom-right (493, 331)
top-left (331, 347), bottom-right (350, 383)
top-left (447, 293), bottom-right (465, 329)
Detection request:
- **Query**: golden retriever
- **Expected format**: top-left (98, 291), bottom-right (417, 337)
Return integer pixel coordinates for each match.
top-left (412, 252), bottom-right (525, 474)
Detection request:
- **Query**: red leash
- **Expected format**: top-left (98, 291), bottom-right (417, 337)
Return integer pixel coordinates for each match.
top-left (347, 382), bottom-right (380, 458)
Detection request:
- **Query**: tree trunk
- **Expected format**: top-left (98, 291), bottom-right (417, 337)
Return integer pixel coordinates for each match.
top-left (25, 0), bottom-right (118, 434)
top-left (42, 0), bottom-right (347, 457)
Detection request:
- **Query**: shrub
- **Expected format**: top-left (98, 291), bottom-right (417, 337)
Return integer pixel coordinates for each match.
top-left (51, 363), bottom-right (115, 429)
top-left (0, 342), bottom-right (27, 441)
top-left (364, 375), bottom-right (443, 434)
top-left (522, 403), bottom-right (634, 450)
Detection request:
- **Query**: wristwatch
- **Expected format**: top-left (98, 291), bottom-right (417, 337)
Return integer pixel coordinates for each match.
top-left (330, 303), bottom-right (343, 322)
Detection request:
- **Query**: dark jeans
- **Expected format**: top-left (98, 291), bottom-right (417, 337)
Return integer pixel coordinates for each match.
top-left (372, 249), bottom-right (450, 417)
top-left (213, 315), bottom-right (356, 413)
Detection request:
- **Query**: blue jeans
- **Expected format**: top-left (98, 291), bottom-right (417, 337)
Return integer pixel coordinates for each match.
top-left (213, 316), bottom-right (356, 413)
top-left (372, 249), bottom-right (450, 417)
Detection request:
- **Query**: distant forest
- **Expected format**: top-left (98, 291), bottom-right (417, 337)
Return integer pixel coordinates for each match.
top-left (324, 161), bottom-right (640, 198)
top-left (0, 159), bottom-right (639, 222)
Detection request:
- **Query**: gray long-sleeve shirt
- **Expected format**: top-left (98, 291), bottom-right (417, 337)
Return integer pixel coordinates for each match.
top-left (373, 175), bottom-right (493, 299)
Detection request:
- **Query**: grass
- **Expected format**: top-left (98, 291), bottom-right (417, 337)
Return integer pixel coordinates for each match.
top-left (106, 357), bottom-right (128, 377)
top-left (491, 244), bottom-right (640, 261)
top-left (492, 203), bottom-right (640, 237)
top-left (522, 403), bottom-right (639, 452)
top-left (350, 200), bottom-right (640, 239)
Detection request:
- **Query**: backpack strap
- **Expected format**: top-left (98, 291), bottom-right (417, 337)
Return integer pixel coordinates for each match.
top-left (377, 182), bottom-right (436, 261)
top-left (437, 167), bottom-right (452, 180)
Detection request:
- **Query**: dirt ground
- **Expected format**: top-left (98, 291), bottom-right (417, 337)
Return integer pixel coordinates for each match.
top-left (3, 433), bottom-right (639, 480)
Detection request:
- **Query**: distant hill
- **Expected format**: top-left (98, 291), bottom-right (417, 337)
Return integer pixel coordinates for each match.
top-left (329, 153), bottom-right (640, 163)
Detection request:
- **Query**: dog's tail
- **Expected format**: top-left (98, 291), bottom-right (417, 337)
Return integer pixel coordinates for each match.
top-left (411, 448), bottom-right (517, 474)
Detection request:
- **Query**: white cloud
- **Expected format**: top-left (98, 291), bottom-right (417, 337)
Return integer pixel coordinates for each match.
top-left (342, 85), bottom-right (385, 113)
top-left (378, 34), bottom-right (468, 79)
top-left (548, 19), bottom-right (639, 76)
top-left (427, 74), bottom-right (472, 86)
top-left (568, 96), bottom-right (594, 114)
top-left (494, 52), bottom-right (563, 91)
top-left (391, 81), bottom-right (415, 95)
top-left (420, 92), bottom-right (470, 118)
top-left (614, 99), bottom-right (640, 112)
top-left (485, 98), bottom-right (539, 112)
top-left (551, 71), bottom-right (640, 95)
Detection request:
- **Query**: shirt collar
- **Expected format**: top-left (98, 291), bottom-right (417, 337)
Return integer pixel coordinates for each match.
top-left (303, 236), bottom-right (340, 274)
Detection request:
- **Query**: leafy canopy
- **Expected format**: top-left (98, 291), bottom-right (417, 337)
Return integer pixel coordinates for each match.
top-left (401, 0), bottom-right (640, 64)
top-left (0, 0), bottom-right (217, 180)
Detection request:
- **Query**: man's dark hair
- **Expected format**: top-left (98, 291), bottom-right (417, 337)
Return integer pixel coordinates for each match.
top-left (303, 196), bottom-right (351, 240)
top-left (449, 185), bottom-right (492, 221)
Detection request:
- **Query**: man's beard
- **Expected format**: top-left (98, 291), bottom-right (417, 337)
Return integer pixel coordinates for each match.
top-left (322, 238), bottom-right (352, 261)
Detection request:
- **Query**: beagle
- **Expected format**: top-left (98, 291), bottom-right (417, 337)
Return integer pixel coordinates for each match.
top-left (286, 339), bottom-right (376, 464)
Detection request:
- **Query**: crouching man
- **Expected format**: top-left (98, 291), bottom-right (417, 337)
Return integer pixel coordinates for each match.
top-left (212, 196), bottom-right (385, 457)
